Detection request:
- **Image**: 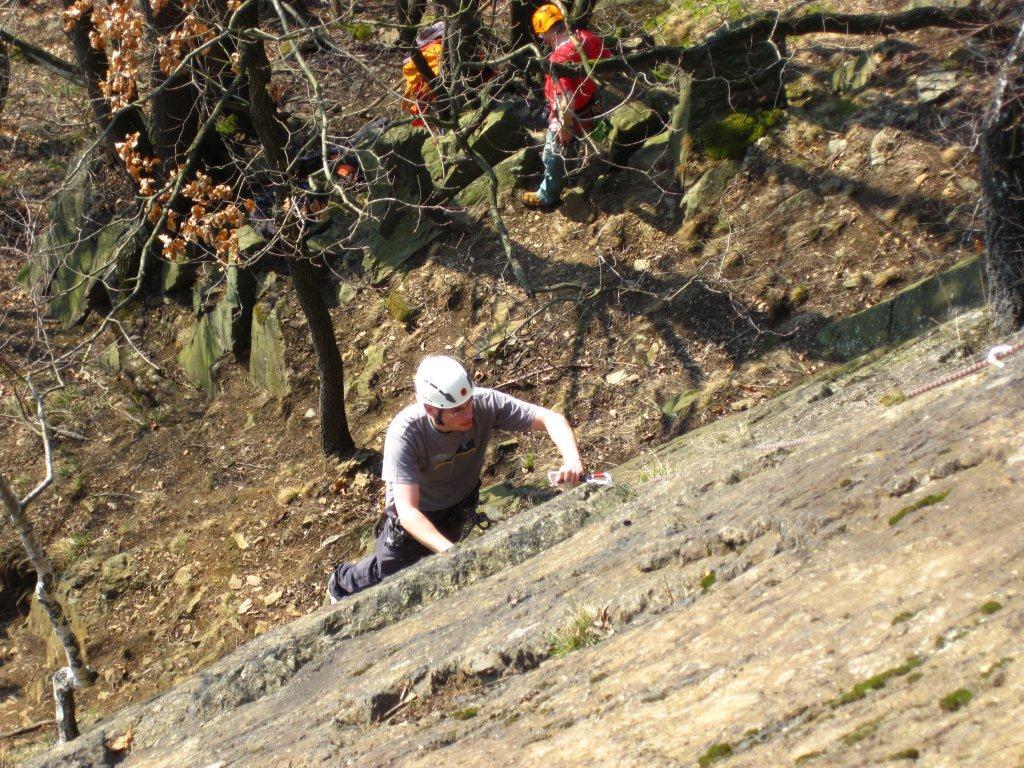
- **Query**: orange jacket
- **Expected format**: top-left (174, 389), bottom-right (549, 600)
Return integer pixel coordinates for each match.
top-left (402, 40), bottom-right (443, 124)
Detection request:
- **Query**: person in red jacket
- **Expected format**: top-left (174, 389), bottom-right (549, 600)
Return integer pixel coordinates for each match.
top-left (522, 4), bottom-right (610, 209)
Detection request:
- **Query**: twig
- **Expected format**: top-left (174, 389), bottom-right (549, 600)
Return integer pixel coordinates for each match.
top-left (494, 363), bottom-right (593, 390)
top-left (0, 719), bottom-right (57, 739)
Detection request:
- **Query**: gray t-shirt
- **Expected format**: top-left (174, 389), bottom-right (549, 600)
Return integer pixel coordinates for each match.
top-left (381, 388), bottom-right (538, 519)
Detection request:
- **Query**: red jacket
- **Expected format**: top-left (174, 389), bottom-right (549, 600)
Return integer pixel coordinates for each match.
top-left (544, 29), bottom-right (610, 126)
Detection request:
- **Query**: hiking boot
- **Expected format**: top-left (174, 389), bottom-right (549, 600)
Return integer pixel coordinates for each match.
top-left (326, 571), bottom-right (346, 605)
top-left (521, 191), bottom-right (558, 210)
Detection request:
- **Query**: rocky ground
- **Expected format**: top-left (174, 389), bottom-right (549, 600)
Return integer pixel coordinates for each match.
top-left (22, 309), bottom-right (1024, 767)
top-left (0, 0), bottom-right (1011, 760)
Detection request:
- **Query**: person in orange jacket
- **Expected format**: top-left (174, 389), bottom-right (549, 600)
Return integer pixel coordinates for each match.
top-left (522, 4), bottom-right (610, 209)
top-left (402, 21), bottom-right (445, 127)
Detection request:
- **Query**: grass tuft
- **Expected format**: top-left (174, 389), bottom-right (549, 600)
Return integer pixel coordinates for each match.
top-left (547, 605), bottom-right (609, 658)
top-left (938, 688), bottom-right (972, 712)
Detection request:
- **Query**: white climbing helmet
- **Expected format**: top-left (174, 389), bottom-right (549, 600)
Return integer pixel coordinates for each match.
top-left (414, 355), bottom-right (475, 409)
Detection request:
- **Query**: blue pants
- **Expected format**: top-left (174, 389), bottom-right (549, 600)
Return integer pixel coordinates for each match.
top-left (536, 128), bottom-right (571, 206)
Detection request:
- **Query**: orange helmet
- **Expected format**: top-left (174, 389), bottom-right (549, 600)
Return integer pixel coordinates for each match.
top-left (532, 3), bottom-right (564, 35)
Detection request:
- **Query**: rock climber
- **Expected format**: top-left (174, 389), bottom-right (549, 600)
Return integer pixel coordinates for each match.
top-left (521, 3), bottom-right (610, 209)
top-left (327, 355), bottom-right (585, 602)
top-left (402, 21), bottom-right (445, 127)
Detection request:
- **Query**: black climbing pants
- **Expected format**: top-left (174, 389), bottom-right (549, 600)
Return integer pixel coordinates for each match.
top-left (330, 486), bottom-right (479, 598)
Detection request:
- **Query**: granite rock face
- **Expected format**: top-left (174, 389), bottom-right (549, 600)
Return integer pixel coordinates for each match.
top-left (31, 310), bottom-right (1024, 768)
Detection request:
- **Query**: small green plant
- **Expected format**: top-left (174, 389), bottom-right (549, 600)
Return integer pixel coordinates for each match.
top-left (52, 532), bottom-right (92, 566)
top-left (888, 491), bottom-right (950, 526)
top-left (833, 657), bottom-right (922, 706)
top-left (55, 448), bottom-right (85, 498)
top-left (386, 291), bottom-right (412, 323)
top-left (168, 533), bottom-right (189, 555)
top-left (450, 706), bottom-right (478, 720)
top-left (701, 571), bottom-right (717, 593)
top-left (938, 688), bottom-right (972, 712)
top-left (979, 600), bottom-right (1002, 615)
top-left (522, 452), bottom-right (536, 472)
top-left (880, 390), bottom-right (907, 407)
top-left (636, 451), bottom-right (670, 483)
top-left (342, 20), bottom-right (375, 41)
top-left (697, 742), bottom-right (733, 767)
top-left (547, 605), bottom-right (607, 658)
top-left (215, 114), bottom-right (239, 135)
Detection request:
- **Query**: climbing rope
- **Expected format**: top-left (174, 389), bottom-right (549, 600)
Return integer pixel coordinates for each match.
top-left (749, 338), bottom-right (1023, 455)
top-left (904, 339), bottom-right (1024, 400)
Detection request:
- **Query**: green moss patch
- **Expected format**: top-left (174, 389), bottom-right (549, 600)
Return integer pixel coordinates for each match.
top-left (888, 491), bottom-right (950, 527)
top-left (980, 600), bottom-right (1002, 615)
top-left (698, 742), bottom-right (733, 767)
top-left (841, 718), bottom-right (879, 747)
top-left (891, 610), bottom-right (917, 626)
top-left (880, 390), bottom-right (907, 407)
top-left (701, 571), bottom-right (717, 593)
top-left (938, 688), bottom-right (972, 712)
top-left (795, 750), bottom-right (824, 764)
top-left (699, 110), bottom-right (784, 160)
top-left (451, 706), bottom-right (479, 720)
top-left (833, 657), bottom-right (922, 707)
top-left (888, 747), bottom-right (920, 761)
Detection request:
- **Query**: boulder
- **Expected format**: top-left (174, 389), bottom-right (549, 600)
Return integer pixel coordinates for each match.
top-left (22, 149), bottom-right (93, 300)
top-left (815, 257), bottom-right (985, 360)
top-left (831, 53), bottom-right (876, 93)
top-left (422, 102), bottom-right (529, 196)
top-left (608, 100), bottom-right (663, 163)
top-left (454, 147), bottom-right (542, 210)
top-left (45, 219), bottom-right (130, 329)
top-left (356, 126), bottom-right (439, 283)
top-left (178, 263), bottom-right (257, 395)
top-left (249, 299), bottom-right (291, 398)
top-left (159, 258), bottom-right (198, 293)
top-left (627, 131), bottom-right (672, 176)
top-left (349, 343), bottom-right (386, 399)
top-left (916, 71), bottom-right (957, 104)
top-left (561, 187), bottom-right (591, 223)
top-left (681, 161), bottom-right (739, 218)
top-left (100, 553), bottom-right (136, 599)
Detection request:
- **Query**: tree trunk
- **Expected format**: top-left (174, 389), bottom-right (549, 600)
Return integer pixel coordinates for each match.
top-left (508, 0), bottom-right (533, 56)
top-left (669, 70), bottom-right (692, 194)
top-left (288, 258), bottom-right (355, 455)
top-left (239, 11), bottom-right (355, 455)
top-left (397, 0), bottom-right (427, 48)
top-left (1, 470), bottom-right (96, 744)
top-left (981, 16), bottom-right (1024, 334)
top-left (141, 0), bottom-right (228, 172)
top-left (57, 0), bottom-right (152, 159)
top-left (0, 36), bottom-right (8, 117)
